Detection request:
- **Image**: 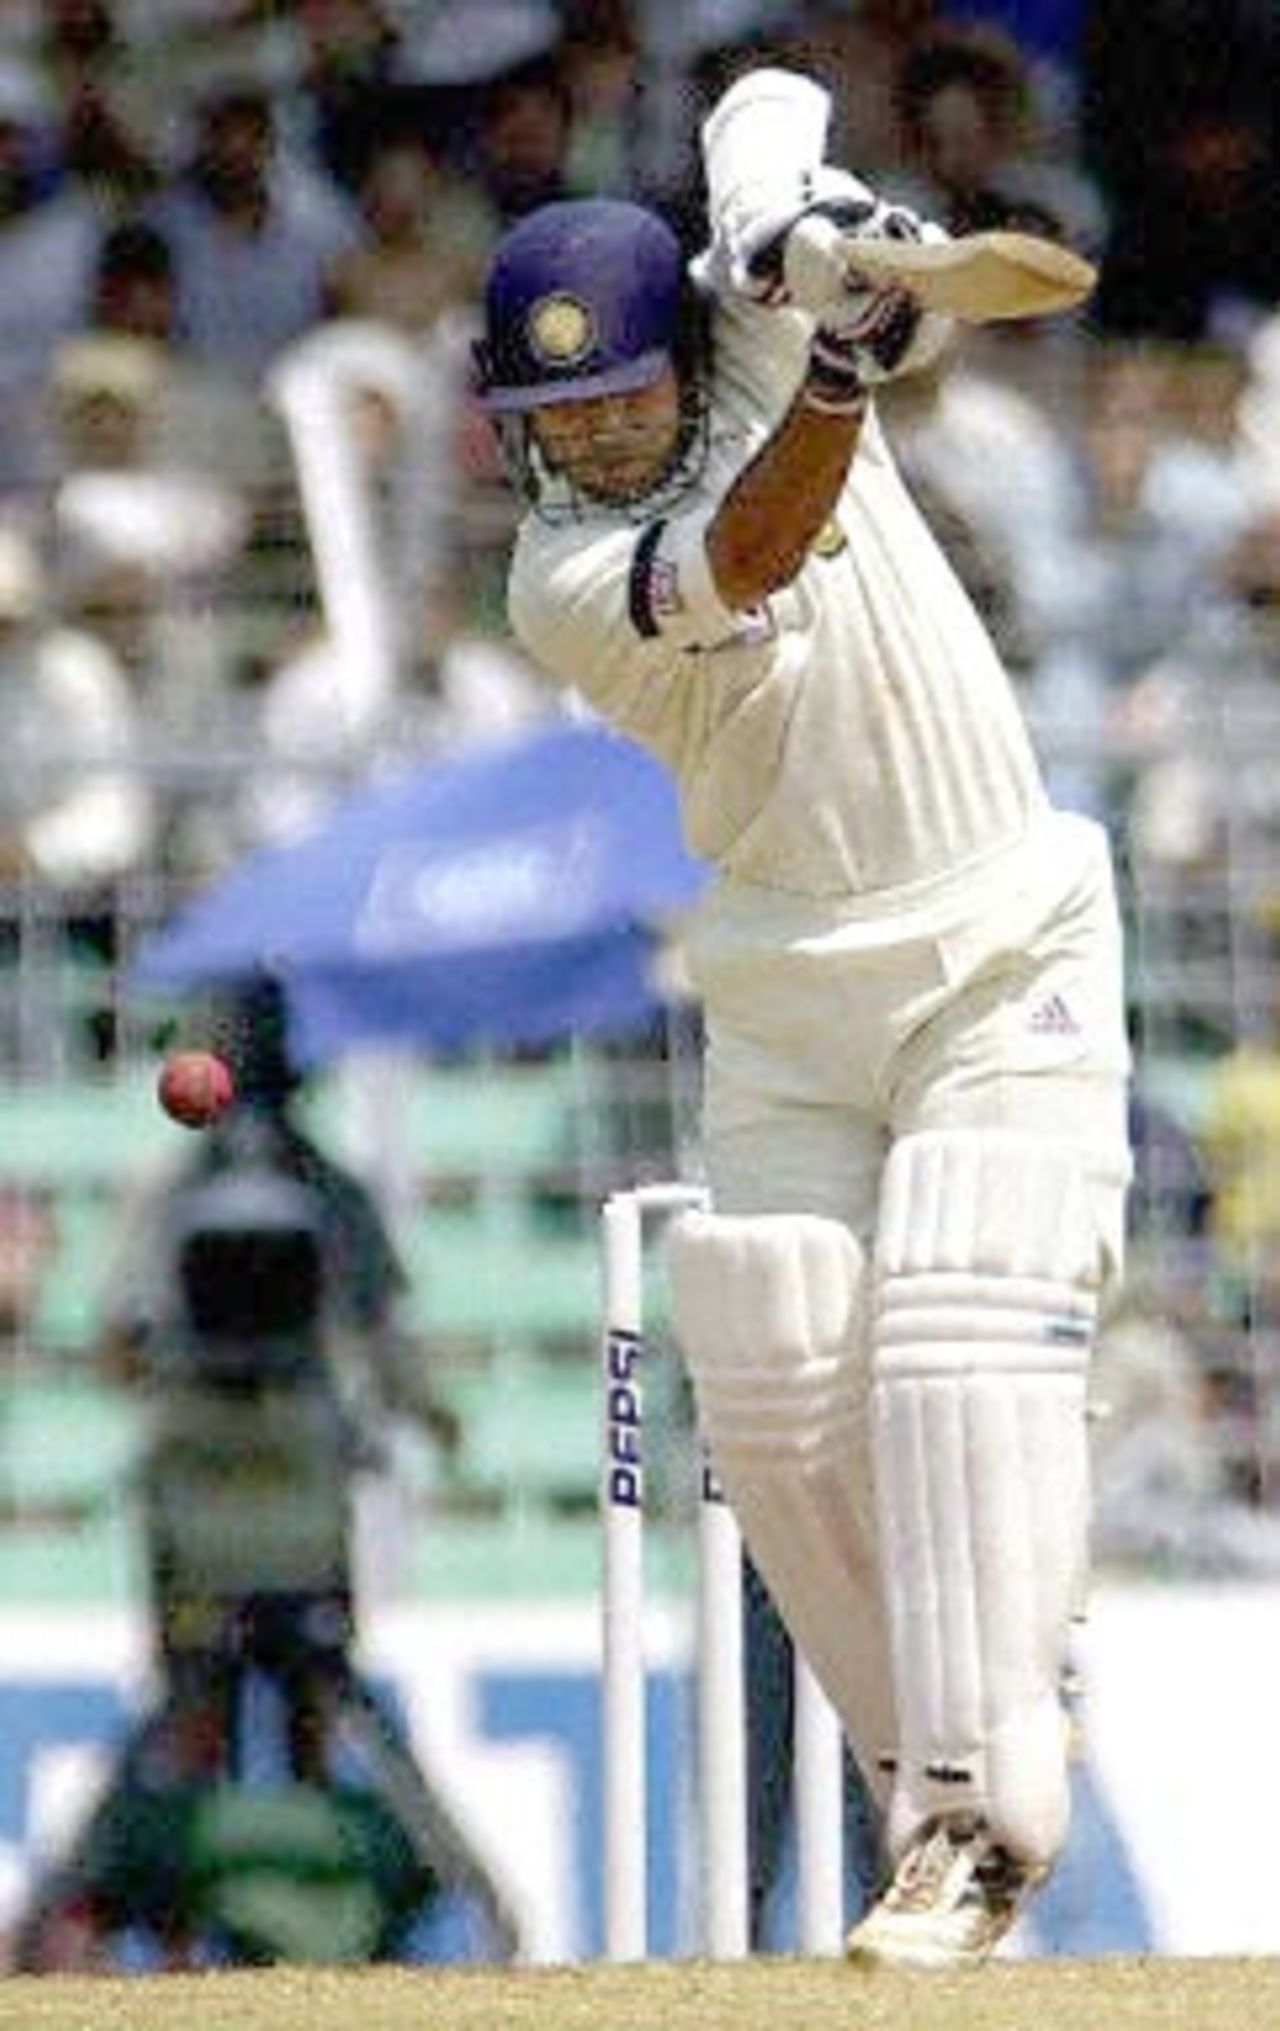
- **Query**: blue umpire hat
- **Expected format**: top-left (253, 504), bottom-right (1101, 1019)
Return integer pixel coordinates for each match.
top-left (476, 197), bottom-right (687, 413)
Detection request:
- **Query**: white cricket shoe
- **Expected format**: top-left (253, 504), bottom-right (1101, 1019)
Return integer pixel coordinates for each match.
top-left (844, 1814), bottom-right (1039, 1972)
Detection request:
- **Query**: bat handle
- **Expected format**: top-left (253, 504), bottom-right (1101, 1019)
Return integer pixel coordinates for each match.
top-left (783, 214), bottom-right (877, 318)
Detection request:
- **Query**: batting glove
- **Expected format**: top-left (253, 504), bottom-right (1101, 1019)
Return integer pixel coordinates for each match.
top-left (802, 287), bottom-right (926, 413)
top-left (776, 200), bottom-right (938, 314)
top-left (733, 166), bottom-right (890, 303)
top-left (787, 207), bottom-right (953, 398)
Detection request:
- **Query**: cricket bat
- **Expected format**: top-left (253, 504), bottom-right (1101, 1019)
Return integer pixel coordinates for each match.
top-left (842, 228), bottom-right (1096, 324)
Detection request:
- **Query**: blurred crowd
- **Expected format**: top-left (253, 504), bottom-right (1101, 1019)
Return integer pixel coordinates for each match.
top-left (2, 0), bottom-right (1280, 1552)
top-left (1, 1), bottom-right (1280, 884)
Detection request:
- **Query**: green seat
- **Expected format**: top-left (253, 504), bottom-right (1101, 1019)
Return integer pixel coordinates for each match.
top-left (0, 1373), bottom-right (142, 1512)
top-left (308, 1057), bottom-right (605, 1348)
top-left (1137, 1054), bottom-right (1216, 1136)
top-left (0, 1366), bottom-right (141, 1612)
top-left (441, 1355), bottom-right (599, 1512)
top-left (304, 1058), bottom-right (593, 1182)
top-left (0, 1071), bottom-right (177, 1358)
top-left (406, 1061), bottom-right (586, 1174)
top-left (408, 1512), bottom-right (601, 1600)
top-left (0, 1070), bottom-right (173, 1188)
top-left (0, 1509), bottom-right (138, 1606)
top-left (402, 1203), bottom-right (599, 1343)
top-left (32, 1195), bottom-right (120, 1349)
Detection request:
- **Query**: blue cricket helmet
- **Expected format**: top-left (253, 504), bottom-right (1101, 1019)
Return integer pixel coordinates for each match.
top-left (476, 197), bottom-right (687, 413)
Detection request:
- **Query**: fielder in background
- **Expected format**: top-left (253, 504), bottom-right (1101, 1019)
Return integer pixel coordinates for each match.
top-left (476, 65), bottom-right (1131, 1971)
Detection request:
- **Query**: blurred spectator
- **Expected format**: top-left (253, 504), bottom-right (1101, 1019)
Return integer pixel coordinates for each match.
top-left (0, 522), bottom-right (150, 893)
top-left (149, 76), bottom-right (361, 378)
top-left (43, 334), bottom-right (252, 738)
top-left (0, 520), bottom-right (152, 1067)
top-left (37, 0), bottom-right (160, 214)
top-left (38, 0), bottom-right (121, 81)
top-left (1127, 1087), bottom-right (1214, 1253)
top-left (0, 3), bottom-right (173, 489)
top-left (286, 0), bottom-right (407, 195)
top-left (246, 316), bottom-right (551, 848)
top-left (47, 334), bottom-right (247, 560)
top-left (1099, 1073), bottom-right (1279, 1573)
top-left (776, 0), bottom-right (936, 179)
top-left (559, 0), bottom-right (643, 194)
top-left (889, 335), bottom-right (1258, 847)
top-left (1088, 1275), bottom-right (1271, 1571)
top-left (69, 220), bottom-right (289, 500)
top-left (1081, 0), bottom-right (1280, 340)
top-left (325, 130), bottom-right (491, 336)
top-left (0, 56), bottom-right (99, 482)
top-left (1197, 987), bottom-right (1280, 1275)
top-left (892, 21), bottom-right (1104, 250)
top-left (471, 47), bottom-right (576, 225)
top-left (89, 215), bottom-right (175, 345)
top-left (72, 217), bottom-right (302, 712)
top-left (261, 318), bottom-right (449, 787)
top-left (0, 1188), bottom-right (57, 1347)
top-left (1016, 344), bottom-right (1255, 819)
top-left (1160, 336), bottom-right (1254, 466)
top-left (1236, 312), bottom-right (1280, 510)
top-left (398, 0), bottom-right (563, 98)
top-left (881, 338), bottom-right (1079, 674)
top-left (1121, 498), bottom-right (1280, 881)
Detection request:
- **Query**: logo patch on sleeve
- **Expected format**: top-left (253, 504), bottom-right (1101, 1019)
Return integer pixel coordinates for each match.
top-left (647, 556), bottom-right (683, 619)
top-left (628, 520), bottom-right (675, 639)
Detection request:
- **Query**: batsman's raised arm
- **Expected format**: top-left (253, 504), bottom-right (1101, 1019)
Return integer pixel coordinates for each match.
top-left (698, 67), bottom-right (950, 611)
top-left (705, 381), bottom-right (867, 613)
top-left (701, 267), bottom-right (946, 610)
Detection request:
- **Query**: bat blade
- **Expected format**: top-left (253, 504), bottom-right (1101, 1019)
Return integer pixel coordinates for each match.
top-left (843, 229), bottom-right (1096, 323)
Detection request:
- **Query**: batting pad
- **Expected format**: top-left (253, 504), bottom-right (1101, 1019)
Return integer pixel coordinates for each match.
top-left (668, 1211), bottom-right (896, 1798)
top-left (872, 1132), bottom-right (1102, 1870)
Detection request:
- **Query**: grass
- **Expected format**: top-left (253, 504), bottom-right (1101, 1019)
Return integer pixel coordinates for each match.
top-left (0, 1955), bottom-right (1275, 2031)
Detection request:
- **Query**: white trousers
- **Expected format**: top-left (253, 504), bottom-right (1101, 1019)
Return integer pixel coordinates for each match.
top-left (680, 808), bottom-right (1131, 1857)
top-left (687, 810), bottom-right (1131, 1238)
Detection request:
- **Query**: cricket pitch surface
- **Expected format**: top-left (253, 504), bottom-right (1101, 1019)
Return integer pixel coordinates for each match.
top-left (0, 1954), bottom-right (1274, 2030)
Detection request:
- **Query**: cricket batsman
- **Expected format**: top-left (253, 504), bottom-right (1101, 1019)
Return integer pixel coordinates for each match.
top-left (475, 65), bottom-right (1131, 1969)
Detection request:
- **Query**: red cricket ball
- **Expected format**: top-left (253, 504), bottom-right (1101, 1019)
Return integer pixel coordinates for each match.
top-left (157, 1050), bottom-right (235, 1129)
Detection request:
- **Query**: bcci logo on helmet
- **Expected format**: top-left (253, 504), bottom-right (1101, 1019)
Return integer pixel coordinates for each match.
top-left (527, 293), bottom-right (596, 368)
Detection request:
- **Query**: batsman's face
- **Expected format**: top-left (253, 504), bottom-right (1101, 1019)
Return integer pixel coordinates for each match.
top-left (529, 367), bottom-right (683, 503)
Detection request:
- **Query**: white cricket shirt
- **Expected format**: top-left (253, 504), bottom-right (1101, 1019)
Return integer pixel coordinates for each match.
top-left (508, 291), bottom-right (1048, 907)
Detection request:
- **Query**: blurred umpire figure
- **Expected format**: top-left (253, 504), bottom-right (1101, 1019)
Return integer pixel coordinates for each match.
top-left (13, 975), bottom-right (519, 1971)
top-left (476, 67), bottom-right (1131, 1969)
